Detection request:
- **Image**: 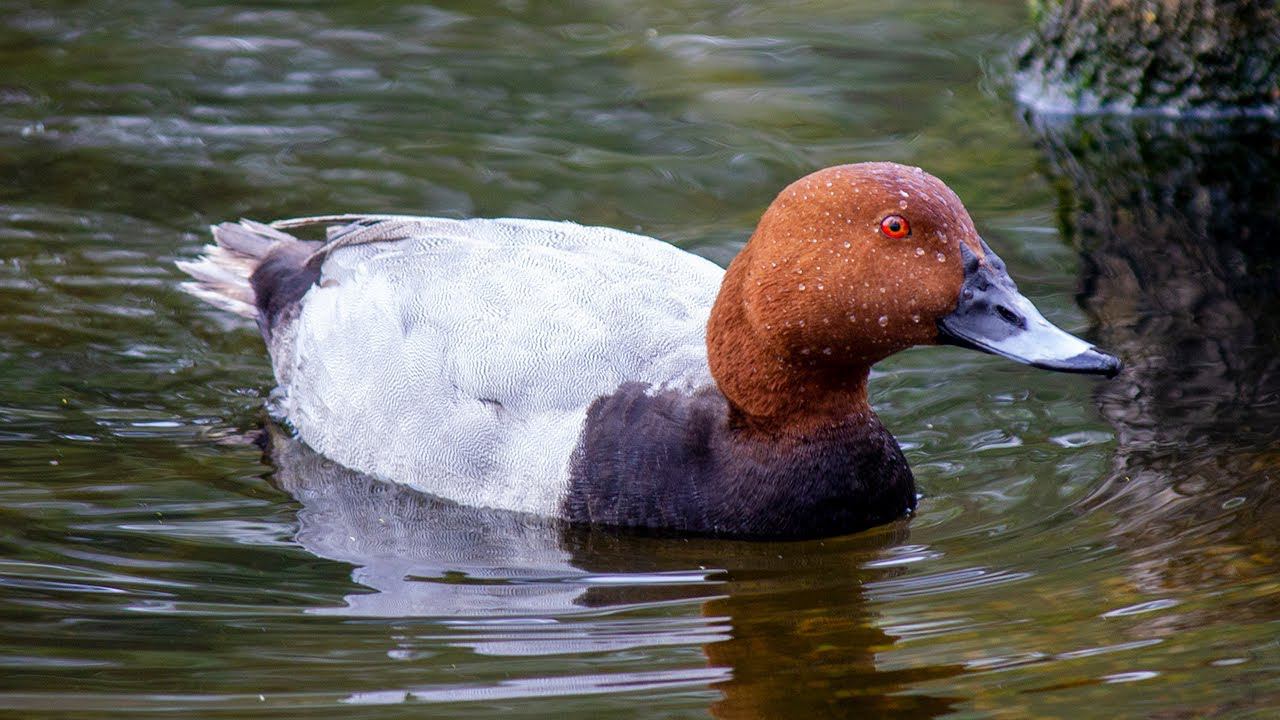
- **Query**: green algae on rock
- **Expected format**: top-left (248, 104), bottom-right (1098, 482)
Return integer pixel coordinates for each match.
top-left (1015, 0), bottom-right (1280, 116)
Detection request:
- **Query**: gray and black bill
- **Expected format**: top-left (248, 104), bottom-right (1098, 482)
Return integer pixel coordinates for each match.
top-left (938, 240), bottom-right (1121, 378)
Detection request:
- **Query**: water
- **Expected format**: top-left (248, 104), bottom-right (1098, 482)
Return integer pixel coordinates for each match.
top-left (1, 1), bottom-right (1277, 717)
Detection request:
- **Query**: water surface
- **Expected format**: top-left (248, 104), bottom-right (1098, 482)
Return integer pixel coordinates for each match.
top-left (1, 1), bottom-right (1277, 717)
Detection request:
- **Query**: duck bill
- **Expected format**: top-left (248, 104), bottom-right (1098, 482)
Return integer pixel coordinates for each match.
top-left (937, 240), bottom-right (1121, 378)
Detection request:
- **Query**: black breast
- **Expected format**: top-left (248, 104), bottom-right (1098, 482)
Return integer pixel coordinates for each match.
top-left (563, 383), bottom-right (917, 539)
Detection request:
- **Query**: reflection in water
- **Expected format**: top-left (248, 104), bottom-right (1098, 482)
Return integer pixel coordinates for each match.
top-left (2, 0), bottom-right (1276, 715)
top-left (266, 427), bottom-right (959, 716)
top-left (1029, 114), bottom-right (1280, 622)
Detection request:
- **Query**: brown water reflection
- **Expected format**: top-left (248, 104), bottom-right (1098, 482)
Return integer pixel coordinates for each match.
top-left (268, 428), bottom-right (960, 716)
top-left (4, 0), bottom-right (1278, 715)
top-left (1030, 114), bottom-right (1280, 653)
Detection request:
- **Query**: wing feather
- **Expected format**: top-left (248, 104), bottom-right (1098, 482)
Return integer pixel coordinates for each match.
top-left (275, 217), bottom-right (724, 515)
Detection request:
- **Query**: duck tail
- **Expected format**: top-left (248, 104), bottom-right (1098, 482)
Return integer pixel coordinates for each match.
top-left (175, 220), bottom-right (304, 319)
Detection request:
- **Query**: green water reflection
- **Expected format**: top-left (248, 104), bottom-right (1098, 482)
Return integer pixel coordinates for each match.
top-left (0, 1), bottom-right (1276, 718)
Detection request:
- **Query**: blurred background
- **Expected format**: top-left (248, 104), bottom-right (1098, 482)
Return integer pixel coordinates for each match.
top-left (0, 1), bottom-right (1276, 718)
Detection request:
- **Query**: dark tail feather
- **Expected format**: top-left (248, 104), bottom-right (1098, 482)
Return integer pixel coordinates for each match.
top-left (176, 220), bottom-right (311, 320)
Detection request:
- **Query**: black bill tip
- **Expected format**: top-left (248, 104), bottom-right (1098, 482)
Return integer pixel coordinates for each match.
top-left (1032, 346), bottom-right (1123, 378)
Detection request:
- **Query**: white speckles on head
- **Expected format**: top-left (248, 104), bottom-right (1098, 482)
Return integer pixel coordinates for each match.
top-left (748, 163), bottom-right (980, 376)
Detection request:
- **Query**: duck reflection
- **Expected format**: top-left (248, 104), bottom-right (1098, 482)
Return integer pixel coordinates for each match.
top-left (265, 426), bottom-right (958, 717)
top-left (1027, 113), bottom-right (1280, 618)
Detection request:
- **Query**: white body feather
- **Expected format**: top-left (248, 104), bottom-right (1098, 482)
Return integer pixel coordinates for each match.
top-left (272, 217), bottom-right (724, 516)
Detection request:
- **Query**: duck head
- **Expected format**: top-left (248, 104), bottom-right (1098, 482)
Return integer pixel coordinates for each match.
top-left (707, 162), bottom-right (1120, 432)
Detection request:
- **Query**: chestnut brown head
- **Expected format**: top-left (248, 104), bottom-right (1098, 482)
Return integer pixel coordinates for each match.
top-left (707, 162), bottom-right (1119, 428)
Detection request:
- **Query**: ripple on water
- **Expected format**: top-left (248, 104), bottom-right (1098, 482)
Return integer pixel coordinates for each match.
top-left (1, 0), bottom-right (1276, 717)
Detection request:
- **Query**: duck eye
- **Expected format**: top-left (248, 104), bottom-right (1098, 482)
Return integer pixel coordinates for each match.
top-left (879, 215), bottom-right (910, 239)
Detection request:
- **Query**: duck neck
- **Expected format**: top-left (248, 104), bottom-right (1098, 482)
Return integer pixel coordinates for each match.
top-left (707, 256), bottom-right (875, 437)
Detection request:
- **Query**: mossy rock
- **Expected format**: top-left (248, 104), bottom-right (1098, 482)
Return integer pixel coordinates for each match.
top-left (1015, 0), bottom-right (1280, 115)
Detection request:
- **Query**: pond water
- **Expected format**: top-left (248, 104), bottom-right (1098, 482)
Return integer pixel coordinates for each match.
top-left (1, 1), bottom-right (1277, 718)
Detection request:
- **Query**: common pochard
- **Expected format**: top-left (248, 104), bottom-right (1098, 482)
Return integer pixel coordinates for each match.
top-left (179, 162), bottom-right (1119, 539)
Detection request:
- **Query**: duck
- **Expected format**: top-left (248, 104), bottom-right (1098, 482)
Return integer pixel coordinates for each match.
top-left (178, 162), bottom-right (1119, 539)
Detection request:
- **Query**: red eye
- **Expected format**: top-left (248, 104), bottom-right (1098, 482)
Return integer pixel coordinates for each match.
top-left (879, 215), bottom-right (910, 239)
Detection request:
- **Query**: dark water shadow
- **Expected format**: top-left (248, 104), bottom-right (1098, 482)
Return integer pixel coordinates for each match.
top-left (1025, 113), bottom-right (1280, 626)
top-left (264, 427), bottom-right (960, 718)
